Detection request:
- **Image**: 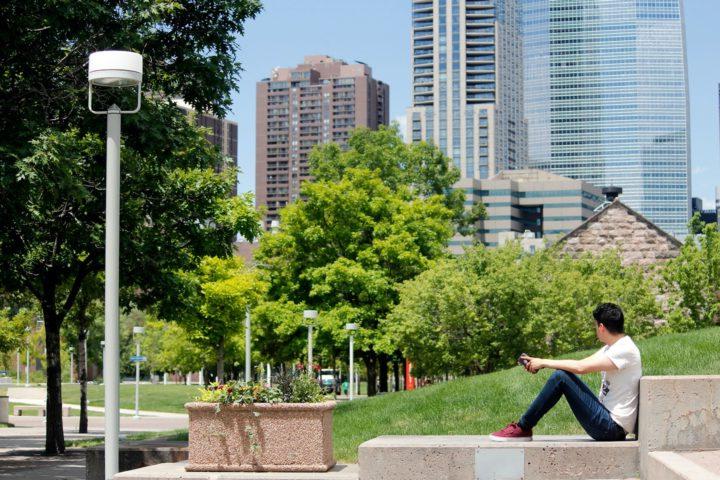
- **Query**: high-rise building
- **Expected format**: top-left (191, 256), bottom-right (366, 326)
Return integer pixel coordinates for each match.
top-left (256, 55), bottom-right (390, 228)
top-left (406, 0), bottom-right (526, 180)
top-left (523, 0), bottom-right (691, 237)
top-left (175, 98), bottom-right (239, 195)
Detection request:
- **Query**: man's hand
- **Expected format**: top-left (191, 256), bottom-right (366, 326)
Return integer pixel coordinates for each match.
top-left (520, 354), bottom-right (544, 374)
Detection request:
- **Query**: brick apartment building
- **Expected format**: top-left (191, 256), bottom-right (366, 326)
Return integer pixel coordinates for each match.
top-left (255, 55), bottom-right (389, 228)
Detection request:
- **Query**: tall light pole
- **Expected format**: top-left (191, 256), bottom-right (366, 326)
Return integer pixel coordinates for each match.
top-left (303, 310), bottom-right (318, 376)
top-left (345, 324), bottom-right (358, 401)
top-left (245, 306), bottom-right (251, 383)
top-left (24, 326), bottom-right (31, 387)
top-left (88, 50), bottom-right (143, 480)
top-left (16, 350), bottom-right (20, 385)
top-left (69, 346), bottom-right (75, 384)
top-left (132, 326), bottom-right (144, 419)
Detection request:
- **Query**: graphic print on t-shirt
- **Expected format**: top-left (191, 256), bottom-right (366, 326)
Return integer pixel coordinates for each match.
top-left (600, 378), bottom-right (610, 398)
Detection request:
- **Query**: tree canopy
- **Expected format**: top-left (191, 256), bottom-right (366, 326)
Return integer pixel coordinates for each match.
top-left (0, 0), bottom-right (262, 454)
top-left (256, 136), bottom-right (458, 394)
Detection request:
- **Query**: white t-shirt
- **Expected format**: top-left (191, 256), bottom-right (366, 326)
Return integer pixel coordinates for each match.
top-left (597, 335), bottom-right (642, 433)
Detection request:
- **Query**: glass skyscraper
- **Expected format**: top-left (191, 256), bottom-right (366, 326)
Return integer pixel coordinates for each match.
top-left (523, 0), bottom-right (691, 236)
top-left (407, 0), bottom-right (526, 180)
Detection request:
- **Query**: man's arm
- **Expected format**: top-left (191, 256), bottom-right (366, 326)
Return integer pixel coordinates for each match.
top-left (523, 350), bottom-right (617, 375)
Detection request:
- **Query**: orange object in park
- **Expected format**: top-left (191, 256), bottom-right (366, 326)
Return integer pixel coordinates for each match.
top-left (405, 361), bottom-right (416, 390)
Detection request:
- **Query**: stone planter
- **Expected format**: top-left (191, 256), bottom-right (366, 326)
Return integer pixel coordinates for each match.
top-left (185, 401), bottom-right (336, 472)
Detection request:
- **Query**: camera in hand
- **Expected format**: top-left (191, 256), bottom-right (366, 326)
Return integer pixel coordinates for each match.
top-left (518, 353), bottom-right (530, 367)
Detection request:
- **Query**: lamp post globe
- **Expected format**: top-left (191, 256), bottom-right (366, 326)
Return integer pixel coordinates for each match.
top-left (88, 49), bottom-right (142, 480)
top-left (89, 51), bottom-right (143, 87)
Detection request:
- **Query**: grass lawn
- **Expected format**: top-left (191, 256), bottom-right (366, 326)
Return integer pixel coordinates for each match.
top-left (67, 429), bottom-right (188, 448)
top-left (332, 327), bottom-right (720, 462)
top-left (62, 384), bottom-right (199, 414)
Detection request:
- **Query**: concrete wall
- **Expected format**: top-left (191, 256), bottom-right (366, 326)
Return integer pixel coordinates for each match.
top-left (639, 376), bottom-right (720, 477)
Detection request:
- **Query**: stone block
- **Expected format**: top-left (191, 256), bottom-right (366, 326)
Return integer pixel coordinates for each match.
top-left (646, 451), bottom-right (720, 480)
top-left (113, 462), bottom-right (359, 479)
top-left (358, 435), bottom-right (638, 480)
top-left (0, 395), bottom-right (8, 424)
top-left (639, 376), bottom-right (720, 478)
top-left (86, 442), bottom-right (188, 480)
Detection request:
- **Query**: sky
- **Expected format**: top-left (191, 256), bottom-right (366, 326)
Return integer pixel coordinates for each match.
top-left (229, 0), bottom-right (720, 209)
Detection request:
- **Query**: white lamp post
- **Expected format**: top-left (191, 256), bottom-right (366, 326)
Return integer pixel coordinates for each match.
top-left (16, 350), bottom-right (20, 385)
top-left (345, 324), bottom-right (358, 401)
top-left (303, 310), bottom-right (318, 376)
top-left (88, 49), bottom-right (143, 480)
top-left (132, 326), bottom-right (145, 419)
top-left (69, 346), bottom-right (75, 384)
top-left (24, 326), bottom-right (31, 387)
top-left (244, 306), bottom-right (251, 383)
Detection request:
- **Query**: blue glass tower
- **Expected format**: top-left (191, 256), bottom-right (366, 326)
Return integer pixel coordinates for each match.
top-left (408, 0), bottom-right (526, 180)
top-left (523, 0), bottom-right (691, 237)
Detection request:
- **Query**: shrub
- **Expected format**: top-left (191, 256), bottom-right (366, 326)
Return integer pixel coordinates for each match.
top-left (195, 374), bottom-right (325, 405)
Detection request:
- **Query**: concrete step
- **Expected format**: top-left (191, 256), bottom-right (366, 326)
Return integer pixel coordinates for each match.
top-left (646, 451), bottom-right (720, 480)
top-left (113, 461), bottom-right (359, 479)
top-left (358, 435), bottom-right (639, 480)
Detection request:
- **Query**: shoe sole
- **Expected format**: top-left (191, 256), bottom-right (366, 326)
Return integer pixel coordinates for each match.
top-left (489, 434), bottom-right (533, 442)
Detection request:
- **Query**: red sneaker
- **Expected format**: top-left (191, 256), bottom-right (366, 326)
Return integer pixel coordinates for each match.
top-left (489, 422), bottom-right (533, 442)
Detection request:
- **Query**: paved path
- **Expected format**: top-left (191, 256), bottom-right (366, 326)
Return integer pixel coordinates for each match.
top-left (0, 414), bottom-right (189, 479)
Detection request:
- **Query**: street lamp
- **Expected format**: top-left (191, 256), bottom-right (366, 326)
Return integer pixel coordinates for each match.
top-left (88, 49), bottom-right (143, 480)
top-left (132, 326), bottom-right (145, 419)
top-left (24, 326), bottom-right (31, 387)
top-left (303, 310), bottom-right (318, 376)
top-left (69, 346), bottom-right (75, 384)
top-left (345, 324), bottom-right (358, 401)
top-left (245, 306), bottom-right (251, 383)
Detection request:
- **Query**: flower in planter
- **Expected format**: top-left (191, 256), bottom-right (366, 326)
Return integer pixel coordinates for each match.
top-left (195, 373), bottom-right (327, 405)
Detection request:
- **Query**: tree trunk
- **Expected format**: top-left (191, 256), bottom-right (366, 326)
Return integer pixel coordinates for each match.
top-left (43, 308), bottom-right (65, 455)
top-left (78, 327), bottom-right (88, 434)
top-left (216, 336), bottom-right (225, 383)
top-left (378, 353), bottom-right (389, 393)
top-left (393, 357), bottom-right (400, 392)
top-left (403, 358), bottom-right (408, 390)
top-left (363, 351), bottom-right (378, 397)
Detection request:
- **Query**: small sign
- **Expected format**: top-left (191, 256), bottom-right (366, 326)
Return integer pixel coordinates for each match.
top-left (130, 355), bottom-right (147, 363)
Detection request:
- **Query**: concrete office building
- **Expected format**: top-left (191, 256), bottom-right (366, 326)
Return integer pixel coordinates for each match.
top-left (407, 0), bottom-right (526, 180)
top-left (523, 0), bottom-right (691, 237)
top-left (256, 55), bottom-right (390, 228)
top-left (175, 99), bottom-right (239, 195)
top-left (451, 169), bottom-right (604, 252)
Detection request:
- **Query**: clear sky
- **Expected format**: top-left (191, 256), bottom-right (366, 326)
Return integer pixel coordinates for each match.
top-left (229, 0), bottom-right (720, 208)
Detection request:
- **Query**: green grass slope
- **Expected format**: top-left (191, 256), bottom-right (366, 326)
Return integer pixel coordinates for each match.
top-left (333, 327), bottom-right (720, 462)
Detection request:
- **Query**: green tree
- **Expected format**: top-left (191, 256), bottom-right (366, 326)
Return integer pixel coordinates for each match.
top-left (256, 166), bottom-right (455, 395)
top-left (384, 244), bottom-right (662, 378)
top-left (0, 0), bottom-right (262, 454)
top-left (664, 222), bottom-right (720, 328)
top-left (166, 257), bottom-right (268, 381)
top-left (141, 318), bottom-right (209, 379)
top-left (309, 125), bottom-right (486, 235)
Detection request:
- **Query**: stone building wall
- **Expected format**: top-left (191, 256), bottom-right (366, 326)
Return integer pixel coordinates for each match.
top-left (558, 200), bottom-right (682, 266)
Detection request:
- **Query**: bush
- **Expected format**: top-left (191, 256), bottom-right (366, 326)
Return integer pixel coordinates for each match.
top-left (195, 374), bottom-right (325, 405)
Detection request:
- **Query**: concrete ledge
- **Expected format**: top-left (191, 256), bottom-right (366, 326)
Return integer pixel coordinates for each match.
top-left (87, 442), bottom-right (188, 480)
top-left (646, 451), bottom-right (720, 480)
top-left (113, 462), bottom-right (359, 479)
top-left (358, 435), bottom-right (639, 480)
top-left (639, 376), bottom-right (720, 477)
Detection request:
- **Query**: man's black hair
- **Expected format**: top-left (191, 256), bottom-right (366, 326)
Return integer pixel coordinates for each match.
top-left (593, 303), bottom-right (624, 334)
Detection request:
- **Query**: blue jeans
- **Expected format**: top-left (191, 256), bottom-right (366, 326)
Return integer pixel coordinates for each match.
top-left (518, 370), bottom-right (627, 441)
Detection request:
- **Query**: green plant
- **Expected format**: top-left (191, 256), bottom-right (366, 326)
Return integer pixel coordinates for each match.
top-left (289, 375), bottom-right (325, 403)
top-left (195, 375), bottom-right (326, 405)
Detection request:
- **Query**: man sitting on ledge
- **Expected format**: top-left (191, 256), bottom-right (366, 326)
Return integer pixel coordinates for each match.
top-left (490, 303), bottom-right (641, 442)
